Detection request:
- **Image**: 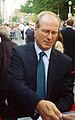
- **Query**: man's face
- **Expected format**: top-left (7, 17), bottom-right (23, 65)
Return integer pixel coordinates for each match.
top-left (35, 14), bottom-right (59, 51)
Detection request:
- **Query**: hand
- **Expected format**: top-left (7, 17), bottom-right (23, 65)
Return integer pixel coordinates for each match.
top-left (62, 114), bottom-right (75, 120)
top-left (36, 100), bottom-right (62, 120)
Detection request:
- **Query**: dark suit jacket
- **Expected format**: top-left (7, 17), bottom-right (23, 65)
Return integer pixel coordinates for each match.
top-left (8, 43), bottom-right (74, 118)
top-left (61, 27), bottom-right (75, 70)
top-left (0, 38), bottom-right (17, 119)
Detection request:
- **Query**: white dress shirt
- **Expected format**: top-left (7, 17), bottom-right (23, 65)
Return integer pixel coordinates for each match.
top-left (35, 42), bottom-right (52, 93)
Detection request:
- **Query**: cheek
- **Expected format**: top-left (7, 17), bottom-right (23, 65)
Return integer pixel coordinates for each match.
top-left (35, 31), bottom-right (43, 40)
top-left (53, 38), bottom-right (57, 43)
top-left (53, 35), bottom-right (58, 43)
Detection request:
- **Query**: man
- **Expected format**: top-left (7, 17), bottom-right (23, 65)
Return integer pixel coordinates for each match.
top-left (61, 19), bottom-right (75, 72)
top-left (0, 25), bottom-right (17, 119)
top-left (19, 22), bottom-right (24, 40)
top-left (8, 11), bottom-right (74, 120)
top-left (24, 23), bottom-right (29, 41)
top-left (25, 23), bottom-right (35, 43)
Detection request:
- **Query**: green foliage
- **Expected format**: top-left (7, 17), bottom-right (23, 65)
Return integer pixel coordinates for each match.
top-left (20, 0), bottom-right (34, 13)
top-left (12, 16), bottom-right (19, 22)
top-left (20, 0), bottom-right (75, 20)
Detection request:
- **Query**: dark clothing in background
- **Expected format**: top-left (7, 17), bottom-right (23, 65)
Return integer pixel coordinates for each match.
top-left (0, 35), bottom-right (17, 119)
top-left (21, 30), bottom-right (24, 40)
top-left (25, 28), bottom-right (35, 43)
top-left (61, 27), bottom-right (75, 71)
top-left (10, 30), bottom-right (15, 40)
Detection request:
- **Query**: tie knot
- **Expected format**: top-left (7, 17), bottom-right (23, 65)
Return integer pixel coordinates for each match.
top-left (39, 52), bottom-right (45, 60)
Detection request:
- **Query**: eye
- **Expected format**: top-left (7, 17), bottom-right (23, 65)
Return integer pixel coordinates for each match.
top-left (42, 30), bottom-right (49, 34)
top-left (52, 31), bottom-right (58, 35)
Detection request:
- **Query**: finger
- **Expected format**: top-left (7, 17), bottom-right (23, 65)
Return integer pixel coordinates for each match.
top-left (49, 111), bottom-right (61, 120)
top-left (63, 114), bottom-right (71, 120)
top-left (63, 114), bottom-right (75, 120)
top-left (53, 105), bottom-right (62, 119)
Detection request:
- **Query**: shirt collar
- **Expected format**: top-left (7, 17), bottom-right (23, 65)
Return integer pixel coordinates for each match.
top-left (34, 42), bottom-right (51, 60)
top-left (66, 25), bottom-right (73, 28)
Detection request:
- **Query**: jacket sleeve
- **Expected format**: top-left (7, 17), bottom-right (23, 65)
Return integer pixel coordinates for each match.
top-left (8, 47), bottom-right (41, 117)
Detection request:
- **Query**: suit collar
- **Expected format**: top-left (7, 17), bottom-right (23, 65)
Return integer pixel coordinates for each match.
top-left (25, 43), bottom-right (38, 65)
top-left (66, 25), bottom-right (73, 28)
top-left (47, 49), bottom-right (60, 98)
top-left (65, 26), bottom-right (73, 30)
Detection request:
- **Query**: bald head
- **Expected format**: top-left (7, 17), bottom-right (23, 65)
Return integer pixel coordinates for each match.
top-left (35, 11), bottom-right (61, 28)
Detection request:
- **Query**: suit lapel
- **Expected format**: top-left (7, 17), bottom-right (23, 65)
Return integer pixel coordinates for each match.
top-left (47, 49), bottom-right (59, 99)
top-left (26, 43), bottom-right (38, 84)
top-left (26, 43), bottom-right (38, 64)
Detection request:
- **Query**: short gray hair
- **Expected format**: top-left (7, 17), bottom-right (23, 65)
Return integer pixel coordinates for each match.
top-left (0, 25), bottom-right (9, 37)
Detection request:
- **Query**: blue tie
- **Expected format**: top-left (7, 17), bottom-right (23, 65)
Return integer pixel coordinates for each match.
top-left (36, 52), bottom-right (46, 98)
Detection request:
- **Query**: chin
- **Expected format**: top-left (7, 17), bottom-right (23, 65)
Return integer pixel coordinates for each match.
top-left (44, 45), bottom-right (51, 50)
top-left (43, 47), bottom-right (51, 51)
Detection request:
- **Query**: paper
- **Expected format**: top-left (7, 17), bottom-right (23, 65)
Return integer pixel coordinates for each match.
top-left (17, 116), bottom-right (43, 120)
top-left (37, 116), bottom-right (42, 120)
top-left (17, 117), bottom-right (32, 120)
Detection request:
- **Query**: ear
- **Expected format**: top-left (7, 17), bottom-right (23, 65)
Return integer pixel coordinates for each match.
top-left (35, 26), bottom-right (38, 31)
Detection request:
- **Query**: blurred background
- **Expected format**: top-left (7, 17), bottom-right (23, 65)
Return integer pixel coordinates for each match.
top-left (0, 0), bottom-right (75, 24)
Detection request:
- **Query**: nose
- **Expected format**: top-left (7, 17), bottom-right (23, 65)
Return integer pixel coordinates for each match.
top-left (47, 32), bottom-right (52, 40)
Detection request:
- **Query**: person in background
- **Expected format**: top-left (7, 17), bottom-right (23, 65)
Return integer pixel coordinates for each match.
top-left (8, 11), bottom-right (74, 120)
top-left (19, 22), bottom-right (24, 40)
top-left (14, 24), bottom-right (22, 41)
top-left (25, 23), bottom-right (35, 43)
top-left (54, 32), bottom-right (64, 53)
top-left (0, 25), bottom-right (17, 119)
top-left (10, 26), bottom-right (15, 40)
top-left (24, 23), bottom-right (29, 42)
top-left (5, 23), bottom-right (11, 35)
top-left (61, 19), bottom-right (75, 77)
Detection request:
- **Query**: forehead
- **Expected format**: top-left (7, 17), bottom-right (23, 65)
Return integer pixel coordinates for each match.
top-left (39, 14), bottom-right (59, 29)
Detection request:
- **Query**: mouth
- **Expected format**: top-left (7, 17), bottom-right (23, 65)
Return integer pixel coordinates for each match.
top-left (44, 41), bottom-right (52, 44)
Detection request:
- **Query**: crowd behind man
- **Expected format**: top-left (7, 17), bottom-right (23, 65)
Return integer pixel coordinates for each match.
top-left (0, 11), bottom-right (75, 120)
